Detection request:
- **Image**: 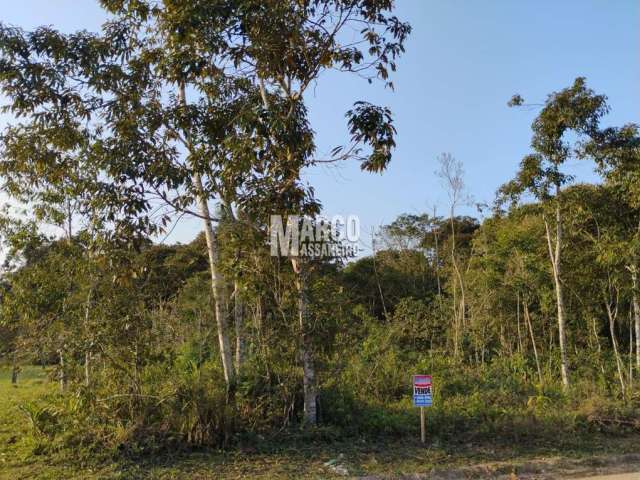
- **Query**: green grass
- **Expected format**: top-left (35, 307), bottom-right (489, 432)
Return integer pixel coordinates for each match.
top-left (1, 366), bottom-right (640, 479)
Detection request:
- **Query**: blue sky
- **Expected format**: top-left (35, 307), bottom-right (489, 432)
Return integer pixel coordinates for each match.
top-left (1, 1), bottom-right (638, 249)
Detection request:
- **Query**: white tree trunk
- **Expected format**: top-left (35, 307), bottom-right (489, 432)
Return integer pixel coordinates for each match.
top-left (224, 203), bottom-right (246, 376)
top-left (195, 173), bottom-right (235, 392)
top-left (84, 351), bottom-right (91, 388)
top-left (450, 212), bottom-right (465, 358)
top-left (605, 300), bottom-right (626, 396)
top-left (371, 235), bottom-right (388, 319)
top-left (554, 272), bottom-right (570, 389)
top-left (632, 269), bottom-right (640, 371)
top-left (544, 206), bottom-right (570, 389)
top-left (259, 79), bottom-right (317, 423)
top-left (84, 286), bottom-right (93, 388)
top-left (178, 83), bottom-right (235, 394)
top-left (629, 309), bottom-right (634, 387)
top-left (524, 300), bottom-right (543, 384)
top-left (291, 257), bottom-right (317, 425)
top-left (58, 349), bottom-right (67, 392)
top-left (591, 316), bottom-right (606, 376)
top-left (516, 292), bottom-right (523, 354)
top-left (234, 279), bottom-right (245, 375)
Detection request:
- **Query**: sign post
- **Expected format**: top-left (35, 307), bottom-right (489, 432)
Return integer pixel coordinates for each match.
top-left (413, 375), bottom-right (432, 444)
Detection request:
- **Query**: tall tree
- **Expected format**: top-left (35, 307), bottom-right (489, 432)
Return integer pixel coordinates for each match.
top-left (198, 0), bottom-right (411, 423)
top-left (500, 78), bottom-right (608, 388)
top-left (587, 123), bottom-right (640, 373)
top-left (436, 153), bottom-right (470, 358)
top-left (0, 1), bottom-right (410, 422)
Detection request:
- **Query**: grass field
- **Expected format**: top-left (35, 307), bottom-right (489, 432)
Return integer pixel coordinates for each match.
top-left (2, 367), bottom-right (640, 479)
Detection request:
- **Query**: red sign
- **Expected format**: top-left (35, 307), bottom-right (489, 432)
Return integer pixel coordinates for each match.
top-left (413, 375), bottom-right (432, 387)
top-left (413, 375), bottom-right (433, 407)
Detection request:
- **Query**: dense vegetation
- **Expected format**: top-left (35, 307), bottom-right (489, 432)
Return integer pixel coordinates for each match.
top-left (0, 0), bottom-right (639, 472)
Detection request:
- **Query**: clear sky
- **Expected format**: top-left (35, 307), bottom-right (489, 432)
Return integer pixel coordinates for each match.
top-left (1, 1), bottom-right (638, 250)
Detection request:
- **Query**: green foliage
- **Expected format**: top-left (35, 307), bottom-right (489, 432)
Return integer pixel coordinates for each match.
top-left (0, 3), bottom-right (639, 473)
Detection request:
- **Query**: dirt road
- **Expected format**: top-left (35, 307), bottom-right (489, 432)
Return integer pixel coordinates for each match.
top-left (576, 474), bottom-right (640, 480)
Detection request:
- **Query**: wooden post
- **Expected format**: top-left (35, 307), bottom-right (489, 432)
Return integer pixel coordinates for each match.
top-left (420, 406), bottom-right (426, 444)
